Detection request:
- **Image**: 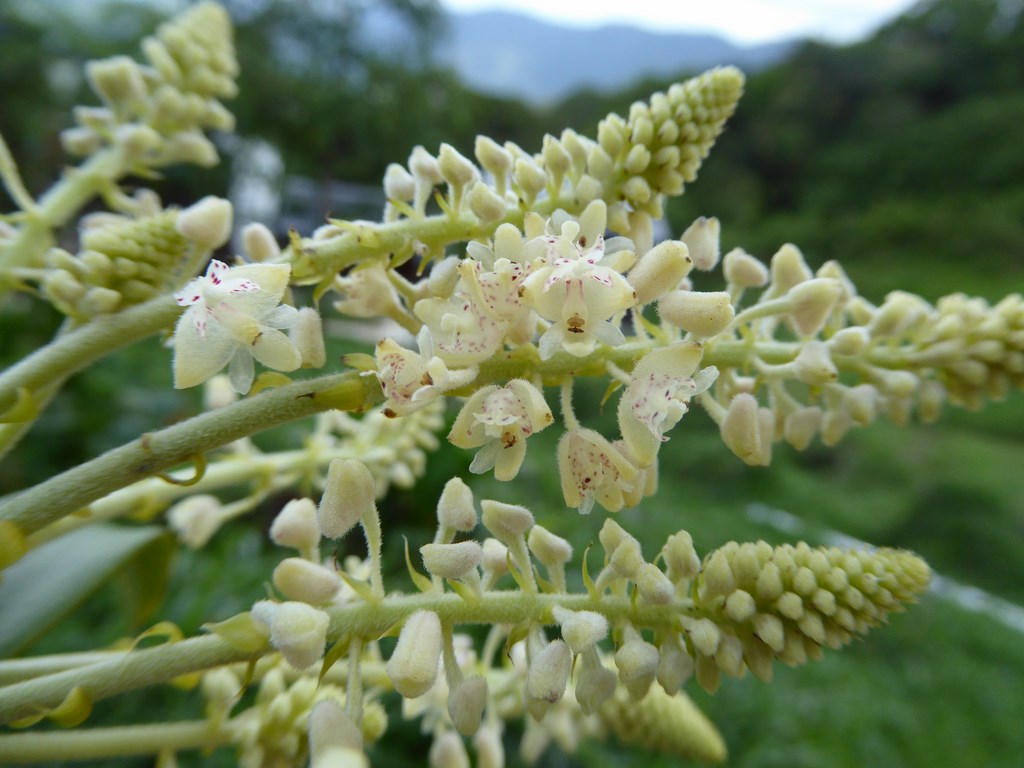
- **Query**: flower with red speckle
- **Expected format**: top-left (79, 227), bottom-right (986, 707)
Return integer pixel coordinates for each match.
top-left (557, 427), bottom-right (638, 515)
top-left (448, 379), bottom-right (554, 480)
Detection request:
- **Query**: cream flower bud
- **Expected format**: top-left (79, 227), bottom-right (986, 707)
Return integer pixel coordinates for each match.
top-left (828, 326), bottom-right (870, 356)
top-left (420, 541), bottom-right (483, 580)
top-left (242, 222), bottom-right (280, 262)
top-left (61, 126), bottom-right (103, 156)
top-left (409, 146), bottom-right (443, 185)
top-left (610, 538), bottom-right (644, 580)
top-left (252, 600), bottom-right (329, 670)
top-left (308, 699), bottom-right (363, 761)
top-left (448, 676), bottom-right (488, 736)
top-left (436, 477), bottom-right (477, 533)
top-left (663, 530), bottom-right (700, 582)
top-left (87, 55), bottom-right (147, 104)
top-left (543, 134), bottom-right (572, 177)
top-left (526, 639), bottom-right (572, 720)
top-left (587, 144), bottom-right (614, 180)
top-left (552, 606), bottom-right (608, 654)
top-left (598, 518), bottom-right (636, 558)
top-left (319, 459), bottom-right (376, 539)
top-left (720, 393), bottom-right (773, 466)
top-left (387, 610), bottom-right (442, 698)
top-left (513, 158), bottom-right (547, 197)
top-left (637, 562), bottom-right (675, 604)
top-left (723, 248), bottom-right (769, 288)
top-left (724, 589), bottom-right (757, 622)
top-left (473, 725), bottom-right (505, 768)
top-left (656, 635), bottom-right (693, 695)
top-left (480, 538), bottom-right (509, 580)
top-left (428, 256), bottom-right (462, 298)
top-left (176, 196), bottom-right (233, 249)
top-left (527, 525), bottom-right (572, 568)
top-left (474, 135), bottom-right (513, 177)
top-left (615, 637), bottom-right (660, 699)
top-left (384, 163), bottom-right (416, 201)
top-left (272, 558), bottom-right (341, 605)
top-left (480, 500), bottom-right (534, 545)
top-left (658, 290), bottom-right (735, 338)
top-left (680, 216), bottom-right (720, 271)
top-left (791, 341), bottom-right (839, 385)
top-left (429, 731), bottom-right (470, 768)
top-left (628, 240), bottom-right (693, 304)
top-left (575, 652), bottom-right (618, 715)
top-left (167, 494), bottom-right (223, 548)
top-left (787, 278), bottom-right (842, 336)
top-left (290, 307), bottom-right (326, 368)
top-left (270, 498), bottom-right (321, 552)
top-left (439, 143), bottom-right (479, 188)
top-left (689, 618), bottom-right (722, 657)
top-left (467, 182), bottom-right (506, 222)
top-left (769, 244), bottom-right (812, 294)
top-left (783, 406), bottom-right (823, 450)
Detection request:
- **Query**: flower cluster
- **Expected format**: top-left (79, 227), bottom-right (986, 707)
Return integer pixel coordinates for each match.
top-left (61, 1), bottom-right (237, 168)
top-left (218, 470), bottom-right (929, 766)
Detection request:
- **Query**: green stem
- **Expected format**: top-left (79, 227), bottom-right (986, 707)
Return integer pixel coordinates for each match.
top-left (0, 371), bottom-right (379, 535)
top-left (0, 294), bottom-right (181, 414)
top-left (0, 146), bottom-right (127, 273)
top-left (0, 720), bottom-right (225, 763)
top-left (0, 635), bottom-right (261, 726)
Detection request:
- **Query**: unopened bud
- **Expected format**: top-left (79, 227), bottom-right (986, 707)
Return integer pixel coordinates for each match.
top-left (542, 134), bottom-right (572, 177)
top-left (700, 550), bottom-right (736, 600)
top-left (480, 499), bottom-right (533, 544)
top-left (409, 146), bottom-right (443, 185)
top-left (720, 393), bottom-right (773, 466)
top-left (384, 163), bottom-right (416, 201)
top-left (769, 244), bottom-right (812, 294)
top-left (663, 531), bottom-right (700, 582)
top-left (252, 600), bottom-right (329, 670)
top-left (724, 589), bottom-right (757, 622)
top-left (319, 459), bottom-right (376, 539)
top-left (527, 525), bottom-right (572, 567)
top-left (574, 653), bottom-right (617, 714)
top-left (272, 558), bottom-right (341, 605)
top-left (480, 538), bottom-right (508, 579)
top-left (791, 341), bottom-right (838, 385)
top-left (429, 731), bottom-right (469, 768)
top-left (474, 136), bottom-right (513, 177)
top-left (628, 240), bottom-right (692, 304)
top-left (513, 158), bottom-right (547, 197)
top-left (525, 639), bottom-right (572, 719)
top-left (609, 538), bottom-right (644, 580)
top-left (438, 143), bottom-right (479, 189)
top-left (473, 725), bottom-right (505, 768)
top-left (176, 196), bottom-right (232, 249)
top-left (552, 607), bottom-right (608, 654)
top-left (636, 562), bottom-right (674, 604)
top-left (291, 308), bottom-right (326, 368)
top-left (420, 541), bottom-right (482, 580)
top-left (688, 618), bottom-right (722, 657)
top-left (828, 326), bottom-right (870, 356)
top-left (615, 637), bottom-right (660, 699)
top-left (624, 145), bottom-right (652, 175)
top-left (467, 181), bottom-right (505, 222)
top-left (783, 406), bottom-right (823, 450)
top-left (787, 278), bottom-right (841, 336)
top-left (242, 222), bottom-right (280, 262)
top-left (308, 699), bottom-right (363, 760)
top-left (270, 498), bottom-right (321, 552)
top-left (723, 248), bottom-right (768, 288)
top-left (680, 216), bottom-right (720, 271)
top-left (656, 635), bottom-right (693, 695)
top-left (658, 290), bottom-right (735, 338)
top-left (87, 55), bottom-right (147, 105)
top-left (598, 518), bottom-right (635, 558)
top-left (387, 610), bottom-right (442, 698)
top-left (448, 676), bottom-right (488, 736)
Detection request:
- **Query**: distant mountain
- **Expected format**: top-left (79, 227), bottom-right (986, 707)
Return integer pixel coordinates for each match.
top-left (434, 10), bottom-right (795, 103)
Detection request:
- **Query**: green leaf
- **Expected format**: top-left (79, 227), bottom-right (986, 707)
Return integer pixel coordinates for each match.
top-left (404, 535), bottom-right (435, 594)
top-left (0, 524), bottom-right (174, 656)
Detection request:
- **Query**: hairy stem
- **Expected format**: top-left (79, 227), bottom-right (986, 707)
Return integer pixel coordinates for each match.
top-left (0, 720), bottom-right (225, 763)
top-left (0, 372), bottom-right (380, 535)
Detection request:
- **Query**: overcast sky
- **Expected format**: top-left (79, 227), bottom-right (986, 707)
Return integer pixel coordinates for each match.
top-left (441, 0), bottom-right (921, 45)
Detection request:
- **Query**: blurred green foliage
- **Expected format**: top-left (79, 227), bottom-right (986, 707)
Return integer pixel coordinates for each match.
top-left (1, 0), bottom-right (1023, 766)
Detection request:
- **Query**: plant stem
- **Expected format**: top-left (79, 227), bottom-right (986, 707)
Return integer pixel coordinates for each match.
top-left (0, 720), bottom-right (225, 763)
top-left (0, 372), bottom-right (380, 535)
top-left (0, 635), bottom-right (261, 726)
top-left (0, 295), bottom-right (181, 415)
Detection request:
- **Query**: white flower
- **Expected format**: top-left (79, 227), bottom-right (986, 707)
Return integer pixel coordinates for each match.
top-left (173, 259), bottom-right (301, 393)
top-left (448, 380), bottom-right (554, 480)
top-left (557, 427), bottom-right (638, 514)
top-left (374, 328), bottom-right (477, 417)
top-left (521, 220), bottom-right (636, 359)
top-left (616, 342), bottom-right (718, 466)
